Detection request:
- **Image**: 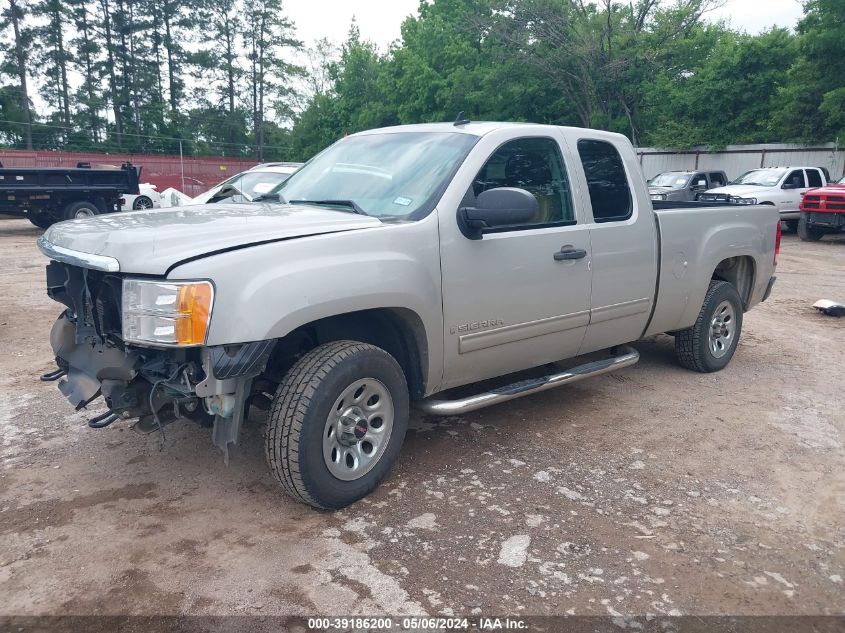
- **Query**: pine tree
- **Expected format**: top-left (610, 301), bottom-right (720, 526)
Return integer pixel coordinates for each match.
top-left (1, 0), bottom-right (35, 149)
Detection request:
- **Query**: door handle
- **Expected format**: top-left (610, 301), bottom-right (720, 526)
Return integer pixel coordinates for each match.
top-left (554, 248), bottom-right (587, 261)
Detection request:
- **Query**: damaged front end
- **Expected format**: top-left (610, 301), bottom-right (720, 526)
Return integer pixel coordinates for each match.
top-left (43, 260), bottom-right (271, 457)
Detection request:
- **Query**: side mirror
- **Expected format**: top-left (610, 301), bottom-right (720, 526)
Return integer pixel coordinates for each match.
top-left (782, 182), bottom-right (800, 190)
top-left (458, 187), bottom-right (539, 240)
top-left (208, 185), bottom-right (239, 203)
top-left (692, 180), bottom-right (707, 189)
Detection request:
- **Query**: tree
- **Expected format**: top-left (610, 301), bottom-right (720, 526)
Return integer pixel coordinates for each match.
top-left (0, 0), bottom-right (35, 149)
top-left (641, 27), bottom-right (798, 147)
top-left (68, 0), bottom-right (105, 144)
top-left (773, 0), bottom-right (845, 142)
top-left (243, 0), bottom-right (302, 159)
top-left (32, 0), bottom-right (72, 129)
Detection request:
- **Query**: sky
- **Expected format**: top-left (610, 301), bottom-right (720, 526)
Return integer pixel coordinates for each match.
top-left (284, 0), bottom-right (807, 52)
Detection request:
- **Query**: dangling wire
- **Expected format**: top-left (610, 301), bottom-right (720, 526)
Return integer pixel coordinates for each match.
top-left (147, 363), bottom-right (192, 451)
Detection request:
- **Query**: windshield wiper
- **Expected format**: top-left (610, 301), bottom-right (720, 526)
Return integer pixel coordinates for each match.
top-left (289, 199), bottom-right (366, 215)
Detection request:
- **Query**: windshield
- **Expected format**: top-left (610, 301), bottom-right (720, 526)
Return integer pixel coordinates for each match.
top-left (650, 173), bottom-right (691, 189)
top-left (273, 132), bottom-right (479, 218)
top-left (731, 169), bottom-right (787, 187)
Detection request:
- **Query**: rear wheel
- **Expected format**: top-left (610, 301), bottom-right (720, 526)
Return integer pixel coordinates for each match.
top-left (132, 195), bottom-right (154, 210)
top-left (675, 280), bottom-right (743, 373)
top-left (63, 200), bottom-right (99, 221)
top-left (798, 214), bottom-right (824, 242)
top-left (266, 340), bottom-right (409, 509)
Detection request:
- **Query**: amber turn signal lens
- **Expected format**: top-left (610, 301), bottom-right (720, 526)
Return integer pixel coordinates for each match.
top-left (174, 283), bottom-right (214, 346)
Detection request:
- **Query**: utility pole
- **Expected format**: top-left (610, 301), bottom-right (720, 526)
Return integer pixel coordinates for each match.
top-left (179, 140), bottom-right (186, 193)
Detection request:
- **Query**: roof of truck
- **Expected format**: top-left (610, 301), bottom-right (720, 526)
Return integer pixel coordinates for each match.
top-left (354, 121), bottom-right (535, 136)
top-left (353, 121), bottom-right (628, 141)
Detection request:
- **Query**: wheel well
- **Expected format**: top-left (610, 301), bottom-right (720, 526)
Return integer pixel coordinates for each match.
top-left (263, 308), bottom-right (428, 400)
top-left (712, 256), bottom-right (755, 308)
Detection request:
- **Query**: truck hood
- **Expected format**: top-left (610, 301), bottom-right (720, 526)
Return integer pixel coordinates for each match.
top-left (40, 203), bottom-right (383, 275)
top-left (703, 185), bottom-right (773, 197)
top-left (648, 186), bottom-right (682, 196)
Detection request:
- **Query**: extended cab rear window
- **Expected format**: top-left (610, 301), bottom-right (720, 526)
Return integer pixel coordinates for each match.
top-left (577, 139), bottom-right (633, 223)
top-left (807, 169), bottom-right (823, 188)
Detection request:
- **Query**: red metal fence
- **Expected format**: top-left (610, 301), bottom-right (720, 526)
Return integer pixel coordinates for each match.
top-left (0, 149), bottom-right (259, 196)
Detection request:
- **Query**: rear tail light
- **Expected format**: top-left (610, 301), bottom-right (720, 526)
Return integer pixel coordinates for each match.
top-left (774, 220), bottom-right (782, 266)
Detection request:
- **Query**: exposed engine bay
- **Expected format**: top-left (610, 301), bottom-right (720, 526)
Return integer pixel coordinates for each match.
top-left (43, 261), bottom-right (274, 457)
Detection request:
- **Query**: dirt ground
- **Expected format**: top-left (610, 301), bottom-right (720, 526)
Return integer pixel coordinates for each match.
top-left (0, 217), bottom-right (843, 621)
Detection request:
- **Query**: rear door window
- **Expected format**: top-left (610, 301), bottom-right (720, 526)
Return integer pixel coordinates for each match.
top-left (806, 169), bottom-right (823, 188)
top-left (576, 139), bottom-right (633, 223)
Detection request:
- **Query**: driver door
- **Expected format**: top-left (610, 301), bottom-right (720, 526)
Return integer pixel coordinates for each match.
top-left (780, 169), bottom-right (807, 214)
top-left (438, 135), bottom-right (593, 390)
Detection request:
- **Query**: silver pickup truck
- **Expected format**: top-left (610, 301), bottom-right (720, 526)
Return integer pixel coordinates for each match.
top-left (37, 122), bottom-right (780, 509)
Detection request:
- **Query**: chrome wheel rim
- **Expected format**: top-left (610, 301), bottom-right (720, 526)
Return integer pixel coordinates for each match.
top-left (134, 197), bottom-right (153, 210)
top-left (74, 209), bottom-right (95, 218)
top-left (323, 378), bottom-right (394, 481)
top-left (709, 300), bottom-right (735, 359)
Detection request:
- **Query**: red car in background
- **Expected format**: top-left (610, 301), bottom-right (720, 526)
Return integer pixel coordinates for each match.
top-left (799, 175), bottom-right (845, 241)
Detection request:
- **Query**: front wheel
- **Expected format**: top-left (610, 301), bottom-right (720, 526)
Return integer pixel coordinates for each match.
top-left (783, 219), bottom-right (799, 233)
top-left (798, 214), bottom-right (824, 242)
top-left (266, 340), bottom-right (409, 509)
top-left (28, 212), bottom-right (54, 229)
top-left (675, 280), bottom-right (743, 373)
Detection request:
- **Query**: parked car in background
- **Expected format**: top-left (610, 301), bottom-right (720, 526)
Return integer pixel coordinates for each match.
top-left (698, 167), bottom-right (827, 232)
top-left (37, 121), bottom-right (779, 509)
top-left (798, 176), bottom-right (845, 241)
top-left (189, 162), bottom-right (303, 205)
top-left (648, 170), bottom-right (727, 202)
top-left (121, 183), bottom-right (162, 211)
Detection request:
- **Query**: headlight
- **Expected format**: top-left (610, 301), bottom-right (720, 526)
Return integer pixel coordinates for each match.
top-left (122, 279), bottom-right (214, 347)
top-left (650, 193), bottom-right (667, 201)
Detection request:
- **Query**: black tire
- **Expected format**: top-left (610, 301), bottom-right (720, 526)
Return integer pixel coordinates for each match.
top-left (798, 214), bottom-right (824, 242)
top-left (783, 219), bottom-right (799, 233)
top-left (675, 280), bottom-right (743, 373)
top-left (132, 195), bottom-right (154, 210)
top-left (63, 200), bottom-right (99, 221)
top-left (28, 212), bottom-right (54, 229)
top-left (266, 340), bottom-right (409, 509)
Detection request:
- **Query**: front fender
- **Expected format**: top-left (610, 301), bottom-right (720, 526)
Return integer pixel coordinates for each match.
top-left (169, 215), bottom-right (445, 393)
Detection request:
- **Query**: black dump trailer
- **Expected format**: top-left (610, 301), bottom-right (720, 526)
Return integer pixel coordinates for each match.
top-left (0, 161), bottom-right (141, 228)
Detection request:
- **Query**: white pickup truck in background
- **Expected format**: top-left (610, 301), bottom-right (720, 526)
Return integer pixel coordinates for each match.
top-left (698, 166), bottom-right (827, 232)
top-left (37, 121), bottom-right (780, 509)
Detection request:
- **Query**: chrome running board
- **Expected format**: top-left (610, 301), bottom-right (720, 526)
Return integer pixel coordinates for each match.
top-left (417, 345), bottom-right (639, 416)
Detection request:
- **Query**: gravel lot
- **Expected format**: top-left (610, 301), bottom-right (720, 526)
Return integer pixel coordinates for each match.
top-left (1, 217), bottom-right (843, 620)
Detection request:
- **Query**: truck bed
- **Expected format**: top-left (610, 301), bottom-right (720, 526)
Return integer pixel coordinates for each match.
top-left (645, 203), bottom-right (780, 336)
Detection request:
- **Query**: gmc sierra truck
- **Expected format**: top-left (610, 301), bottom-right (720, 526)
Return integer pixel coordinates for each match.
top-left (37, 122), bottom-right (780, 509)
